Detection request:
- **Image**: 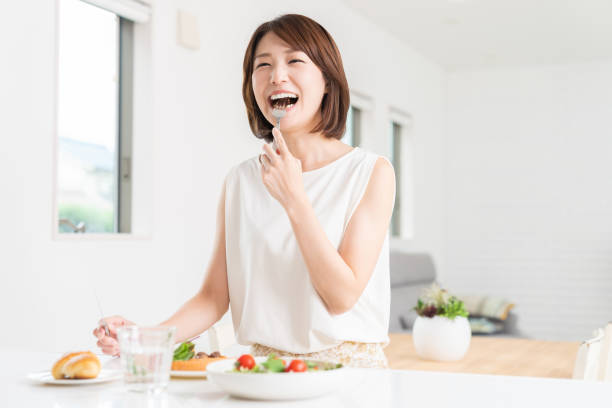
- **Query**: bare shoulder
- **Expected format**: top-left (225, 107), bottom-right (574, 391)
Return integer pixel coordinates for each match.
top-left (367, 157), bottom-right (395, 196)
top-left (359, 156), bottom-right (395, 213)
top-left (371, 157), bottom-right (395, 184)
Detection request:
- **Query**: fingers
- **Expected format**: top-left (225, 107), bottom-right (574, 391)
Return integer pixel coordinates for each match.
top-left (93, 327), bottom-right (105, 340)
top-left (259, 154), bottom-right (271, 171)
top-left (272, 139), bottom-right (280, 155)
top-left (97, 334), bottom-right (118, 349)
top-left (107, 322), bottom-right (121, 336)
top-left (98, 341), bottom-right (119, 356)
top-left (95, 329), bottom-right (120, 355)
top-left (94, 319), bottom-right (117, 343)
top-left (97, 335), bottom-right (117, 348)
top-left (261, 143), bottom-right (278, 166)
top-left (94, 316), bottom-right (131, 356)
top-left (101, 315), bottom-right (130, 336)
top-left (271, 128), bottom-right (287, 155)
top-left (96, 318), bottom-right (110, 336)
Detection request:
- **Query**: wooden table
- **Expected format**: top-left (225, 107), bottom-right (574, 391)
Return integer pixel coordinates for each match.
top-left (385, 333), bottom-right (580, 379)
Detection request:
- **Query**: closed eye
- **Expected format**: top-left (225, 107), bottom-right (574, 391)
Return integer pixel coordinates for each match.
top-left (255, 59), bottom-right (303, 69)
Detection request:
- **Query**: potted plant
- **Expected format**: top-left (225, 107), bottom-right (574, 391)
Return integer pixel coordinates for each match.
top-left (412, 283), bottom-right (471, 361)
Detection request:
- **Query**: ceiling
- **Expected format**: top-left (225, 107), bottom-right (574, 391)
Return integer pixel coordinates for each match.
top-left (341, 0), bottom-right (612, 71)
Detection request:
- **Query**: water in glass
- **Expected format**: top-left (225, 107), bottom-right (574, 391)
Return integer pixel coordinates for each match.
top-left (117, 326), bottom-right (176, 393)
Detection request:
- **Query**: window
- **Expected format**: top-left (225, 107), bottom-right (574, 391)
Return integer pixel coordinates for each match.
top-left (390, 122), bottom-right (402, 236)
top-left (56, 0), bottom-right (136, 233)
top-left (389, 111), bottom-right (413, 239)
top-left (344, 106), bottom-right (362, 147)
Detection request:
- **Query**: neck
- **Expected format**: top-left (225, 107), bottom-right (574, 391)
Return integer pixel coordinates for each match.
top-left (280, 127), bottom-right (350, 172)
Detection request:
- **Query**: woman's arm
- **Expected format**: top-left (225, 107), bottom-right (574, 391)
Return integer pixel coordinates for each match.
top-left (286, 158), bottom-right (395, 315)
top-left (158, 182), bottom-right (230, 342)
top-left (94, 182), bottom-right (230, 355)
top-left (260, 129), bottom-right (395, 315)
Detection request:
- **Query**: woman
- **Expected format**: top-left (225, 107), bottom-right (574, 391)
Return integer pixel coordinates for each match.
top-left (93, 14), bottom-right (395, 368)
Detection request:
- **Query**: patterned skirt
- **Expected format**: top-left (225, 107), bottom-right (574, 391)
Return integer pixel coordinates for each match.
top-left (251, 341), bottom-right (389, 369)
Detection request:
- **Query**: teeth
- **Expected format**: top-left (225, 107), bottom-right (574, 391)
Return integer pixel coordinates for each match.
top-left (271, 104), bottom-right (294, 112)
top-left (270, 92), bottom-right (298, 100)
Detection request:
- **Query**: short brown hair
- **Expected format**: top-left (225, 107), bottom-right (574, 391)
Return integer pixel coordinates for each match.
top-left (242, 14), bottom-right (350, 143)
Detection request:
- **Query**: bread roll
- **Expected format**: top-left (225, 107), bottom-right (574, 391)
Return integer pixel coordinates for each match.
top-left (52, 351), bottom-right (101, 379)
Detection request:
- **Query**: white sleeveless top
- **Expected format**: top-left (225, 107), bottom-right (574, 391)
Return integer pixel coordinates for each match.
top-left (224, 147), bottom-right (390, 353)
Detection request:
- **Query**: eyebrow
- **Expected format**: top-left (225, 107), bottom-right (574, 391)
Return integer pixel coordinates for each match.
top-left (254, 49), bottom-right (300, 60)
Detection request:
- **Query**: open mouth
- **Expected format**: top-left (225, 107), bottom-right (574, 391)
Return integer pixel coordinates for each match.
top-left (269, 93), bottom-right (299, 110)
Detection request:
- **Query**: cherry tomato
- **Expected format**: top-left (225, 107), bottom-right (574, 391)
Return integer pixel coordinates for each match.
top-left (236, 354), bottom-right (255, 370)
top-left (287, 359), bottom-right (307, 372)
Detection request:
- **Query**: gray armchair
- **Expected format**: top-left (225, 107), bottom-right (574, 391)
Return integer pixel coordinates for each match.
top-left (389, 251), bottom-right (436, 332)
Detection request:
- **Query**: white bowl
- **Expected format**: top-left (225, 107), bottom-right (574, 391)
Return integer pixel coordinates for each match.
top-left (206, 356), bottom-right (355, 401)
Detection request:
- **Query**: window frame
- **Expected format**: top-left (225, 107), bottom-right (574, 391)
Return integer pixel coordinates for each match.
top-left (345, 106), bottom-right (361, 147)
top-left (52, 0), bottom-right (137, 239)
top-left (390, 121), bottom-right (402, 237)
top-left (388, 108), bottom-right (414, 240)
top-left (117, 17), bottom-right (133, 233)
top-left (347, 91), bottom-right (373, 147)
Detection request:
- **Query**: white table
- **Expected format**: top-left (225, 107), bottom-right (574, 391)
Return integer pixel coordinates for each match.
top-left (1, 349), bottom-right (608, 407)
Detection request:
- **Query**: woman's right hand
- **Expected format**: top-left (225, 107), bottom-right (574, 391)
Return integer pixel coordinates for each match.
top-left (92, 315), bottom-right (134, 356)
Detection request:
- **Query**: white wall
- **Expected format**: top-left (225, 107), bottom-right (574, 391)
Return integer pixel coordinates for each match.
top-left (444, 61), bottom-right (612, 341)
top-left (0, 0), bottom-right (446, 351)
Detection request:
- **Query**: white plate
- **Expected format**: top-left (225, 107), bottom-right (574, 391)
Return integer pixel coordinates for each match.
top-left (27, 369), bottom-right (122, 385)
top-left (170, 370), bottom-right (207, 378)
top-left (206, 357), bottom-right (358, 401)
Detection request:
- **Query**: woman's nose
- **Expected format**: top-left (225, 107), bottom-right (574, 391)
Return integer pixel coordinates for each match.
top-left (270, 65), bottom-right (288, 85)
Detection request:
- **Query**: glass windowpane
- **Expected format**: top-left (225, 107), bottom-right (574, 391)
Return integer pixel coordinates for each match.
top-left (57, 0), bottom-right (119, 233)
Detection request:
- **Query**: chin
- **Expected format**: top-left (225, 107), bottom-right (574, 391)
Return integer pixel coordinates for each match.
top-left (278, 116), bottom-right (314, 133)
top-left (277, 122), bottom-right (302, 134)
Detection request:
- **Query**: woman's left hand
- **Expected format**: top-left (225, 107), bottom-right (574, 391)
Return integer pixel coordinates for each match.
top-left (260, 127), bottom-right (306, 209)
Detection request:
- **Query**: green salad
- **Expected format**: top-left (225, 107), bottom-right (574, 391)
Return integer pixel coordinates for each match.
top-left (230, 353), bottom-right (342, 373)
top-left (173, 341), bottom-right (196, 361)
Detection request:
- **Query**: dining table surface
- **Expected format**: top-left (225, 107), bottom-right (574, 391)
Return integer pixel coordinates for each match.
top-left (2, 334), bottom-right (608, 408)
top-left (385, 332), bottom-right (580, 378)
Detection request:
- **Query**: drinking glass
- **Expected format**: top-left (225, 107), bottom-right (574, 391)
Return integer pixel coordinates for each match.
top-left (117, 326), bottom-right (176, 393)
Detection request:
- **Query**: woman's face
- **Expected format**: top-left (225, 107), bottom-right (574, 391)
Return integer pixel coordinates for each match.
top-left (251, 32), bottom-right (327, 135)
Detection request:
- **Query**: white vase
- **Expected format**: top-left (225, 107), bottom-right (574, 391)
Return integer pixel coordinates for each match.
top-left (412, 315), bottom-right (472, 361)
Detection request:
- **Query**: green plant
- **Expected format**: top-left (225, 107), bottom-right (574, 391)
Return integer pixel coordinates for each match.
top-left (414, 283), bottom-right (469, 320)
top-left (58, 203), bottom-right (113, 233)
